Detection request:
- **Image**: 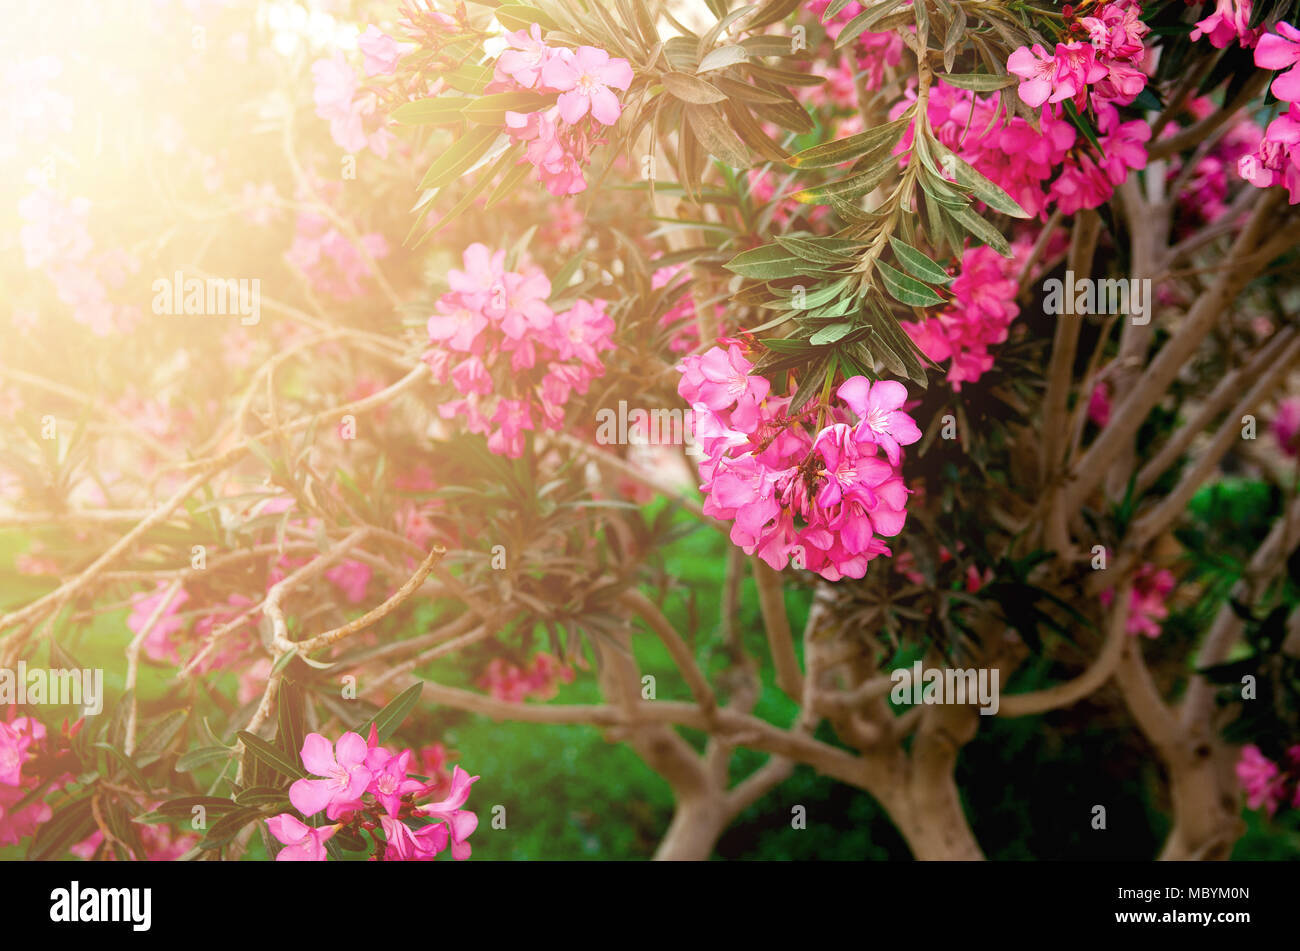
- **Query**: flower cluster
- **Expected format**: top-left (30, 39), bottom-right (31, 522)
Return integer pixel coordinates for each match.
top-left (0, 714), bottom-right (76, 847)
top-left (807, 1), bottom-right (904, 91)
top-left (18, 188), bottom-right (141, 335)
top-left (1007, 1), bottom-right (1149, 112)
top-left (492, 25), bottom-right (633, 195)
top-left (1100, 561), bottom-right (1175, 637)
top-left (1233, 27), bottom-right (1300, 204)
top-left (478, 652), bottom-right (575, 703)
top-left (285, 178), bottom-right (391, 301)
top-left (901, 243), bottom-right (1021, 390)
top-left (891, 81), bottom-right (1149, 218)
top-left (311, 50), bottom-right (395, 156)
top-left (679, 345), bottom-right (919, 581)
top-left (424, 243), bottom-right (616, 458)
top-left (1237, 744), bottom-right (1300, 815)
top-left (267, 727), bottom-right (478, 861)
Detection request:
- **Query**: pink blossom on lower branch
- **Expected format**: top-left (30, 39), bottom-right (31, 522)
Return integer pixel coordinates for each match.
top-left (1100, 562), bottom-right (1176, 637)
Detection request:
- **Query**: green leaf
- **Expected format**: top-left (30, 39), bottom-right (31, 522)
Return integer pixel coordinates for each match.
top-left (390, 97), bottom-right (471, 126)
top-left (939, 73), bottom-right (1016, 92)
top-left (175, 747), bottom-right (232, 773)
top-left (441, 63), bottom-right (495, 95)
top-left (697, 45), bottom-right (748, 73)
top-left (236, 730), bottom-right (307, 780)
top-left (685, 103), bottom-right (752, 167)
top-left (418, 125), bottom-right (501, 189)
top-left (661, 72), bottom-right (727, 103)
top-left (787, 115), bottom-right (910, 169)
top-left (94, 742), bottom-right (151, 792)
top-left (494, 4), bottom-right (560, 31)
top-left (929, 138), bottom-right (1029, 218)
top-left (462, 91), bottom-right (555, 124)
top-left (29, 795), bottom-right (96, 860)
top-left (746, 0), bottom-right (805, 30)
top-left (357, 681), bottom-right (424, 745)
top-left (835, 0), bottom-right (907, 48)
top-left (875, 260), bottom-right (945, 307)
top-left (809, 322), bottom-right (855, 345)
top-left (946, 201), bottom-right (1013, 256)
top-left (791, 155), bottom-right (894, 204)
top-left (200, 806), bottom-right (266, 850)
top-left (775, 236), bottom-right (862, 265)
top-left (888, 236), bottom-right (952, 285)
top-left (1062, 99), bottom-right (1102, 154)
top-left (725, 243), bottom-right (840, 279)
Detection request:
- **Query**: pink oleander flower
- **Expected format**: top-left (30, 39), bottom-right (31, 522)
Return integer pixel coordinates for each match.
top-left (358, 25), bottom-right (412, 76)
top-left (266, 813), bottom-right (338, 861)
top-left (1097, 105), bottom-right (1152, 185)
top-left (495, 24), bottom-right (554, 89)
top-left (837, 378), bottom-right (922, 466)
top-left (1081, 2), bottom-right (1151, 60)
top-left (325, 558), bottom-right (372, 604)
top-left (1191, 0), bottom-right (1257, 49)
top-left (541, 46), bottom-right (633, 126)
top-left (1273, 396), bottom-right (1300, 456)
top-left (1236, 745), bottom-right (1288, 814)
top-left (380, 813), bottom-right (450, 860)
top-left (1008, 42), bottom-right (1106, 108)
top-left (1257, 23), bottom-right (1300, 102)
top-left (128, 583), bottom-right (191, 664)
top-left (289, 732), bottom-right (373, 818)
top-left (1101, 562), bottom-right (1176, 637)
top-left (1088, 380), bottom-right (1112, 427)
top-left (414, 765), bottom-right (479, 860)
top-left (365, 746), bottom-right (426, 817)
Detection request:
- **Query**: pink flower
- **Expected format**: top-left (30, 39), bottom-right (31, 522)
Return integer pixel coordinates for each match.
top-left (1273, 396), bottom-right (1300, 455)
top-left (428, 297), bottom-right (490, 353)
top-left (380, 813), bottom-right (450, 860)
top-left (1191, 0), bottom-right (1257, 49)
top-left (1007, 44), bottom-right (1058, 108)
top-left (1097, 108), bottom-right (1151, 185)
top-left (541, 46), bottom-right (633, 126)
top-left (266, 813), bottom-right (337, 861)
top-left (128, 583), bottom-right (190, 664)
top-left (365, 747), bottom-right (426, 817)
top-left (1088, 380), bottom-right (1112, 427)
top-left (325, 559), bottom-right (372, 604)
top-left (1236, 745), bottom-right (1286, 815)
top-left (837, 378), bottom-right (922, 466)
top-left (1101, 563), bottom-right (1175, 637)
top-left (414, 765), bottom-right (479, 860)
top-left (1256, 23), bottom-right (1300, 102)
top-left (495, 24), bottom-right (554, 89)
top-left (312, 54), bottom-right (356, 119)
top-left (358, 25), bottom-right (411, 77)
top-left (289, 732), bottom-right (373, 818)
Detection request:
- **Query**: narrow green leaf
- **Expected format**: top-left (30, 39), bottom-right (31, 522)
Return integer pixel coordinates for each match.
top-left (875, 260), bottom-right (945, 307)
top-left (888, 236), bottom-right (952, 285)
top-left (661, 72), bottom-right (727, 103)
